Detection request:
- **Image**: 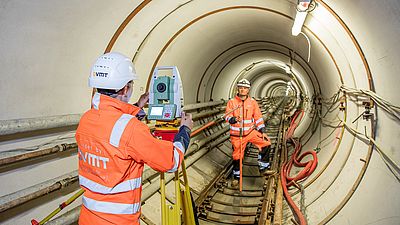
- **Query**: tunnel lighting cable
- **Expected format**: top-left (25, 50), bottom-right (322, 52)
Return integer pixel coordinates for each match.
top-left (340, 119), bottom-right (400, 182)
top-left (282, 109), bottom-right (318, 225)
top-left (315, 89), bottom-right (341, 119)
top-left (305, 90), bottom-right (341, 143)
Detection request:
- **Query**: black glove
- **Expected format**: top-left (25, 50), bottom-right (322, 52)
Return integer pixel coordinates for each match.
top-left (258, 127), bottom-right (267, 134)
top-left (136, 109), bottom-right (146, 121)
top-left (133, 103), bottom-right (146, 121)
top-left (228, 117), bottom-right (238, 124)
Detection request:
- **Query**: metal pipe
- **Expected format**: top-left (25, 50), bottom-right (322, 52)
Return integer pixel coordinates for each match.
top-left (0, 114), bottom-right (81, 136)
top-left (0, 171), bottom-right (78, 213)
top-left (183, 100), bottom-right (225, 111)
top-left (47, 135), bottom-right (230, 225)
top-left (2, 102), bottom-right (228, 218)
top-left (1, 124), bottom-right (228, 212)
top-left (0, 100), bottom-right (225, 136)
top-left (1, 107), bottom-right (225, 168)
top-left (0, 100), bottom-right (226, 137)
top-left (0, 109), bottom-right (227, 215)
top-left (192, 109), bottom-right (224, 120)
top-left (189, 125), bottom-right (229, 153)
top-left (0, 143), bottom-right (77, 167)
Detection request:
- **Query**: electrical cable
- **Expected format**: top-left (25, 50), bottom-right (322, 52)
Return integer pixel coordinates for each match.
top-left (340, 119), bottom-right (400, 182)
top-left (340, 85), bottom-right (400, 120)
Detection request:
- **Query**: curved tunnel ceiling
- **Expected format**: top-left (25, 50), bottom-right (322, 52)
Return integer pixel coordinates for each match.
top-left (110, 0), bottom-right (370, 156)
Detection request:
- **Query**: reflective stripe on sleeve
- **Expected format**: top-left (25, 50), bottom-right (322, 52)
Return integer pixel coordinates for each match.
top-left (110, 114), bottom-right (134, 147)
top-left (255, 118), bottom-right (263, 124)
top-left (225, 116), bottom-right (232, 122)
top-left (167, 149), bottom-right (180, 173)
top-left (92, 93), bottom-right (101, 110)
top-left (173, 141), bottom-right (185, 154)
top-left (82, 196), bottom-right (140, 215)
top-left (257, 123), bottom-right (265, 130)
top-left (79, 175), bottom-right (141, 194)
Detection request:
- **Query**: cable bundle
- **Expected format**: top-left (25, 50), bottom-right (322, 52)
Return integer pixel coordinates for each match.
top-left (340, 85), bottom-right (400, 120)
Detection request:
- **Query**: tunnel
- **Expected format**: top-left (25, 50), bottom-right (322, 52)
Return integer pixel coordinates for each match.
top-left (0, 0), bottom-right (399, 224)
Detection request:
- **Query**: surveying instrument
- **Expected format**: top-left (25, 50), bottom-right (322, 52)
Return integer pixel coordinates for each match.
top-left (148, 66), bottom-right (197, 225)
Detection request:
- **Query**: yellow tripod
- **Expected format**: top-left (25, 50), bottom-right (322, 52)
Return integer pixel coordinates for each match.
top-left (160, 160), bottom-right (196, 225)
top-left (154, 121), bottom-right (197, 225)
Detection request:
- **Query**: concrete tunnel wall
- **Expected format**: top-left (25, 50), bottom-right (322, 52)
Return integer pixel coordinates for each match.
top-left (0, 0), bottom-right (399, 224)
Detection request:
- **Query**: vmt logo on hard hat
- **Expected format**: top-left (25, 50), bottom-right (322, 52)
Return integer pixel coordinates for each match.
top-left (94, 72), bottom-right (108, 77)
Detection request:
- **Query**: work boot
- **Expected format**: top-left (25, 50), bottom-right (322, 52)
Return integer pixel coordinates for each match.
top-left (231, 169), bottom-right (240, 188)
top-left (258, 160), bottom-right (270, 171)
top-left (231, 160), bottom-right (240, 188)
top-left (258, 153), bottom-right (270, 171)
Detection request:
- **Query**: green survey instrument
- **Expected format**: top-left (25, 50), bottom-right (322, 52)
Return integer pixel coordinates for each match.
top-left (149, 66), bottom-right (198, 225)
top-left (148, 66), bottom-right (183, 121)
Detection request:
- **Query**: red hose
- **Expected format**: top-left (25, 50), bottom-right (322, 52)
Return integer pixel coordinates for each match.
top-left (281, 110), bottom-right (318, 225)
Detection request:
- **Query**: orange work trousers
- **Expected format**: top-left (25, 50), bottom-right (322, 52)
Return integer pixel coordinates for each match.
top-left (230, 129), bottom-right (271, 160)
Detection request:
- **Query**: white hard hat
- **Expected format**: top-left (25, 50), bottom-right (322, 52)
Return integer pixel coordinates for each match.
top-left (89, 52), bottom-right (138, 90)
top-left (237, 78), bottom-right (251, 88)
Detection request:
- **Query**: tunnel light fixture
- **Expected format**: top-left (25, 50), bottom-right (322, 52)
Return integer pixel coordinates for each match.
top-left (292, 0), bottom-right (311, 36)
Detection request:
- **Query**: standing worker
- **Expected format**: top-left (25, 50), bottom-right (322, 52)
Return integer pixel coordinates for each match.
top-left (76, 52), bottom-right (193, 225)
top-left (225, 78), bottom-right (271, 187)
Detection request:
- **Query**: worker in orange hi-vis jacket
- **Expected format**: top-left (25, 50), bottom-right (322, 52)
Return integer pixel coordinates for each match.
top-left (76, 52), bottom-right (193, 225)
top-left (225, 79), bottom-right (271, 187)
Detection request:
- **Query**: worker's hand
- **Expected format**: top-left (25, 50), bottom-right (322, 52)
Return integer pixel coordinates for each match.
top-left (180, 111), bottom-right (193, 130)
top-left (136, 92), bottom-right (149, 108)
top-left (236, 116), bottom-right (242, 123)
top-left (228, 117), bottom-right (238, 124)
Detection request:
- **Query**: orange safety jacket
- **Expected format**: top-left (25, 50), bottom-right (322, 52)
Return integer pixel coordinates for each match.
top-left (225, 95), bottom-right (265, 137)
top-left (76, 93), bottom-right (186, 225)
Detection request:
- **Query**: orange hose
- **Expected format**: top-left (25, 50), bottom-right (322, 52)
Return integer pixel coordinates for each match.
top-left (281, 110), bottom-right (317, 225)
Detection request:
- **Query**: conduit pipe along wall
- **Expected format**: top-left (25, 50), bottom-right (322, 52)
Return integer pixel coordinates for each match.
top-left (0, 0), bottom-right (399, 224)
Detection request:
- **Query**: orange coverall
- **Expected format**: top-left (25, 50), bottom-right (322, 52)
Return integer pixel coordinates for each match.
top-left (225, 95), bottom-right (270, 160)
top-left (76, 93), bottom-right (187, 225)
